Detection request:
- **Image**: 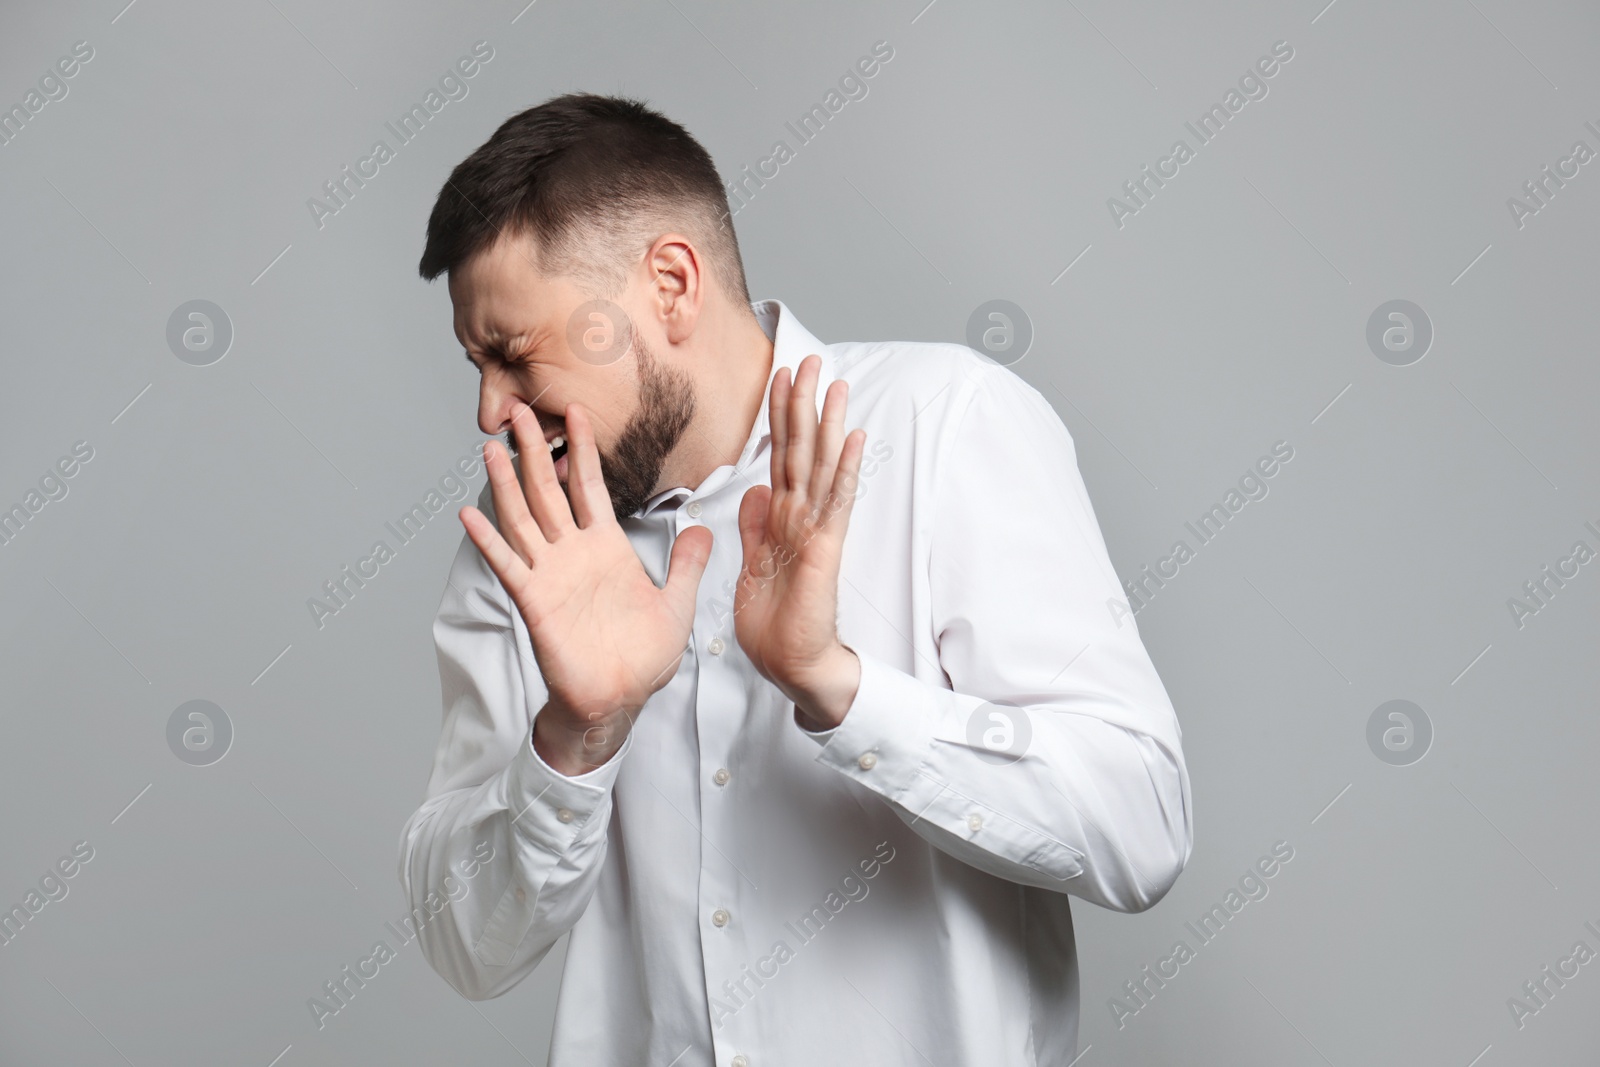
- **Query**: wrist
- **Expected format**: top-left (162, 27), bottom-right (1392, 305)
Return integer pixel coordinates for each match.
top-left (789, 643), bottom-right (861, 732)
top-left (532, 703), bottom-right (632, 777)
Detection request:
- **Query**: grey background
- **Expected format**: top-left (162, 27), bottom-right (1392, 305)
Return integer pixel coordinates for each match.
top-left (1, 0), bottom-right (1596, 1063)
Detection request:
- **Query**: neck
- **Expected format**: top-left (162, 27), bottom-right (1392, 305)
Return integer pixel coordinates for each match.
top-left (658, 301), bottom-right (775, 494)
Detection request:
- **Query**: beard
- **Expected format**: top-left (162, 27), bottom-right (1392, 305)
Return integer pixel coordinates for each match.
top-left (505, 334), bottom-right (696, 522)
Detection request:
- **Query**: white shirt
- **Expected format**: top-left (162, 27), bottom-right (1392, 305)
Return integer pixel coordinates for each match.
top-left (398, 300), bottom-right (1192, 1066)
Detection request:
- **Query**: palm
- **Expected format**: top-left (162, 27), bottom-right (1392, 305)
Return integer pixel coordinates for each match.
top-left (512, 520), bottom-right (696, 719)
top-left (734, 491), bottom-right (846, 684)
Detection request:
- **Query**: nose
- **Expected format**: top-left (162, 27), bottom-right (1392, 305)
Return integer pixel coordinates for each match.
top-left (477, 365), bottom-right (522, 439)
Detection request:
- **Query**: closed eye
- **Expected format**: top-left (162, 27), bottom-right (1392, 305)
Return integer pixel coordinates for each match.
top-left (464, 348), bottom-right (510, 368)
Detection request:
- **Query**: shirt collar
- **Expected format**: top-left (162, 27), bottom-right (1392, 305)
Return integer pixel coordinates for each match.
top-left (737, 298), bottom-right (836, 469)
top-left (635, 299), bottom-right (833, 517)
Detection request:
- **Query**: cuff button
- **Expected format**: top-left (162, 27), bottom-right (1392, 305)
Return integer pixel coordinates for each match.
top-left (857, 752), bottom-right (878, 771)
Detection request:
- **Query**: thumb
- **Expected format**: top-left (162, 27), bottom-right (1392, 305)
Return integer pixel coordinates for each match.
top-left (662, 524), bottom-right (713, 616)
top-left (737, 485), bottom-right (771, 567)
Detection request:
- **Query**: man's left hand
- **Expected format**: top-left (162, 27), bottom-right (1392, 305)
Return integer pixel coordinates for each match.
top-left (734, 353), bottom-right (866, 732)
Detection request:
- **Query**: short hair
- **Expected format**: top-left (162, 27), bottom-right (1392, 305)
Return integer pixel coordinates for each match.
top-left (418, 93), bottom-right (749, 305)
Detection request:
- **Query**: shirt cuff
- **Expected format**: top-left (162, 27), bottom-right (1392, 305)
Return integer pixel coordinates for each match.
top-left (503, 724), bottom-right (633, 855)
top-left (811, 647), bottom-right (950, 803)
top-left (796, 709), bottom-right (840, 745)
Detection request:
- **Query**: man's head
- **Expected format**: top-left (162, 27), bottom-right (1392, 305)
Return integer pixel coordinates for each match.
top-left (419, 93), bottom-right (751, 521)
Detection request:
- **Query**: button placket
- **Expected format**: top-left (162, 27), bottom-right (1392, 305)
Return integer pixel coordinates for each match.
top-left (685, 478), bottom-right (755, 1061)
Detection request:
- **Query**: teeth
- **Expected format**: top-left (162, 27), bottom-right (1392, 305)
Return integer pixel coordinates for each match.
top-left (547, 435), bottom-right (566, 453)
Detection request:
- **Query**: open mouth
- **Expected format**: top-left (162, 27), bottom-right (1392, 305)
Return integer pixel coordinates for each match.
top-left (546, 434), bottom-right (569, 465)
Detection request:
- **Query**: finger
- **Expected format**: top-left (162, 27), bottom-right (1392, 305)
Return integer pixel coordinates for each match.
top-left (564, 402), bottom-right (611, 528)
top-left (786, 355), bottom-right (819, 497)
top-left (661, 524), bottom-right (713, 623)
top-left (483, 438), bottom-right (544, 563)
top-left (511, 403), bottom-right (577, 540)
top-left (460, 504), bottom-right (533, 599)
top-left (768, 367), bottom-right (791, 494)
top-left (809, 378), bottom-right (848, 504)
top-left (822, 428), bottom-right (868, 530)
top-left (737, 485), bottom-right (771, 568)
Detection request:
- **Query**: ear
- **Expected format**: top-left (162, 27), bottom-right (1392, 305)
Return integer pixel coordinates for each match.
top-left (646, 233), bottom-right (703, 345)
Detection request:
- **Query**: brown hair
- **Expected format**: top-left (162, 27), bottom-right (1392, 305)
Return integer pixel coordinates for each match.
top-left (418, 92), bottom-right (748, 305)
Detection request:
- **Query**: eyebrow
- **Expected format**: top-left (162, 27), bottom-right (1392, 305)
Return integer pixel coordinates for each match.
top-left (468, 333), bottom-right (540, 365)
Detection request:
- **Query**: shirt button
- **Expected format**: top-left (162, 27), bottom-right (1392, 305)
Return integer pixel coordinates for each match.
top-left (857, 752), bottom-right (878, 771)
top-left (712, 908), bottom-right (731, 928)
top-left (731, 1056), bottom-right (749, 1067)
top-left (686, 500), bottom-right (703, 518)
top-left (967, 813), bottom-right (984, 832)
top-left (556, 807), bottom-right (574, 823)
top-left (713, 768), bottom-right (731, 786)
top-left (515, 887), bottom-right (526, 903)
top-left (708, 637), bottom-right (725, 656)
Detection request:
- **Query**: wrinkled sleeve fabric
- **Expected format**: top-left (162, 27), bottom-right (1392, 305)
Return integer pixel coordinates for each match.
top-left (396, 492), bottom-right (626, 1000)
top-left (812, 364), bottom-right (1193, 913)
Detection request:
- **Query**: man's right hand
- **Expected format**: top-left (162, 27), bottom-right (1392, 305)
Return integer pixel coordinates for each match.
top-left (459, 402), bottom-right (712, 777)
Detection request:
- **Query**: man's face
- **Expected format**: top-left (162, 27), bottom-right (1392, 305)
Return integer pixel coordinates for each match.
top-left (449, 232), bottom-right (696, 522)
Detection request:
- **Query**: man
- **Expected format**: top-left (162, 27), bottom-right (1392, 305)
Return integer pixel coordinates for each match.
top-left (398, 93), bottom-right (1191, 1066)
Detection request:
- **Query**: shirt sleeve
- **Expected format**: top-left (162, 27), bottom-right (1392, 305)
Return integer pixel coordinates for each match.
top-left (810, 362), bottom-right (1193, 913)
top-left (396, 495), bottom-right (626, 1000)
